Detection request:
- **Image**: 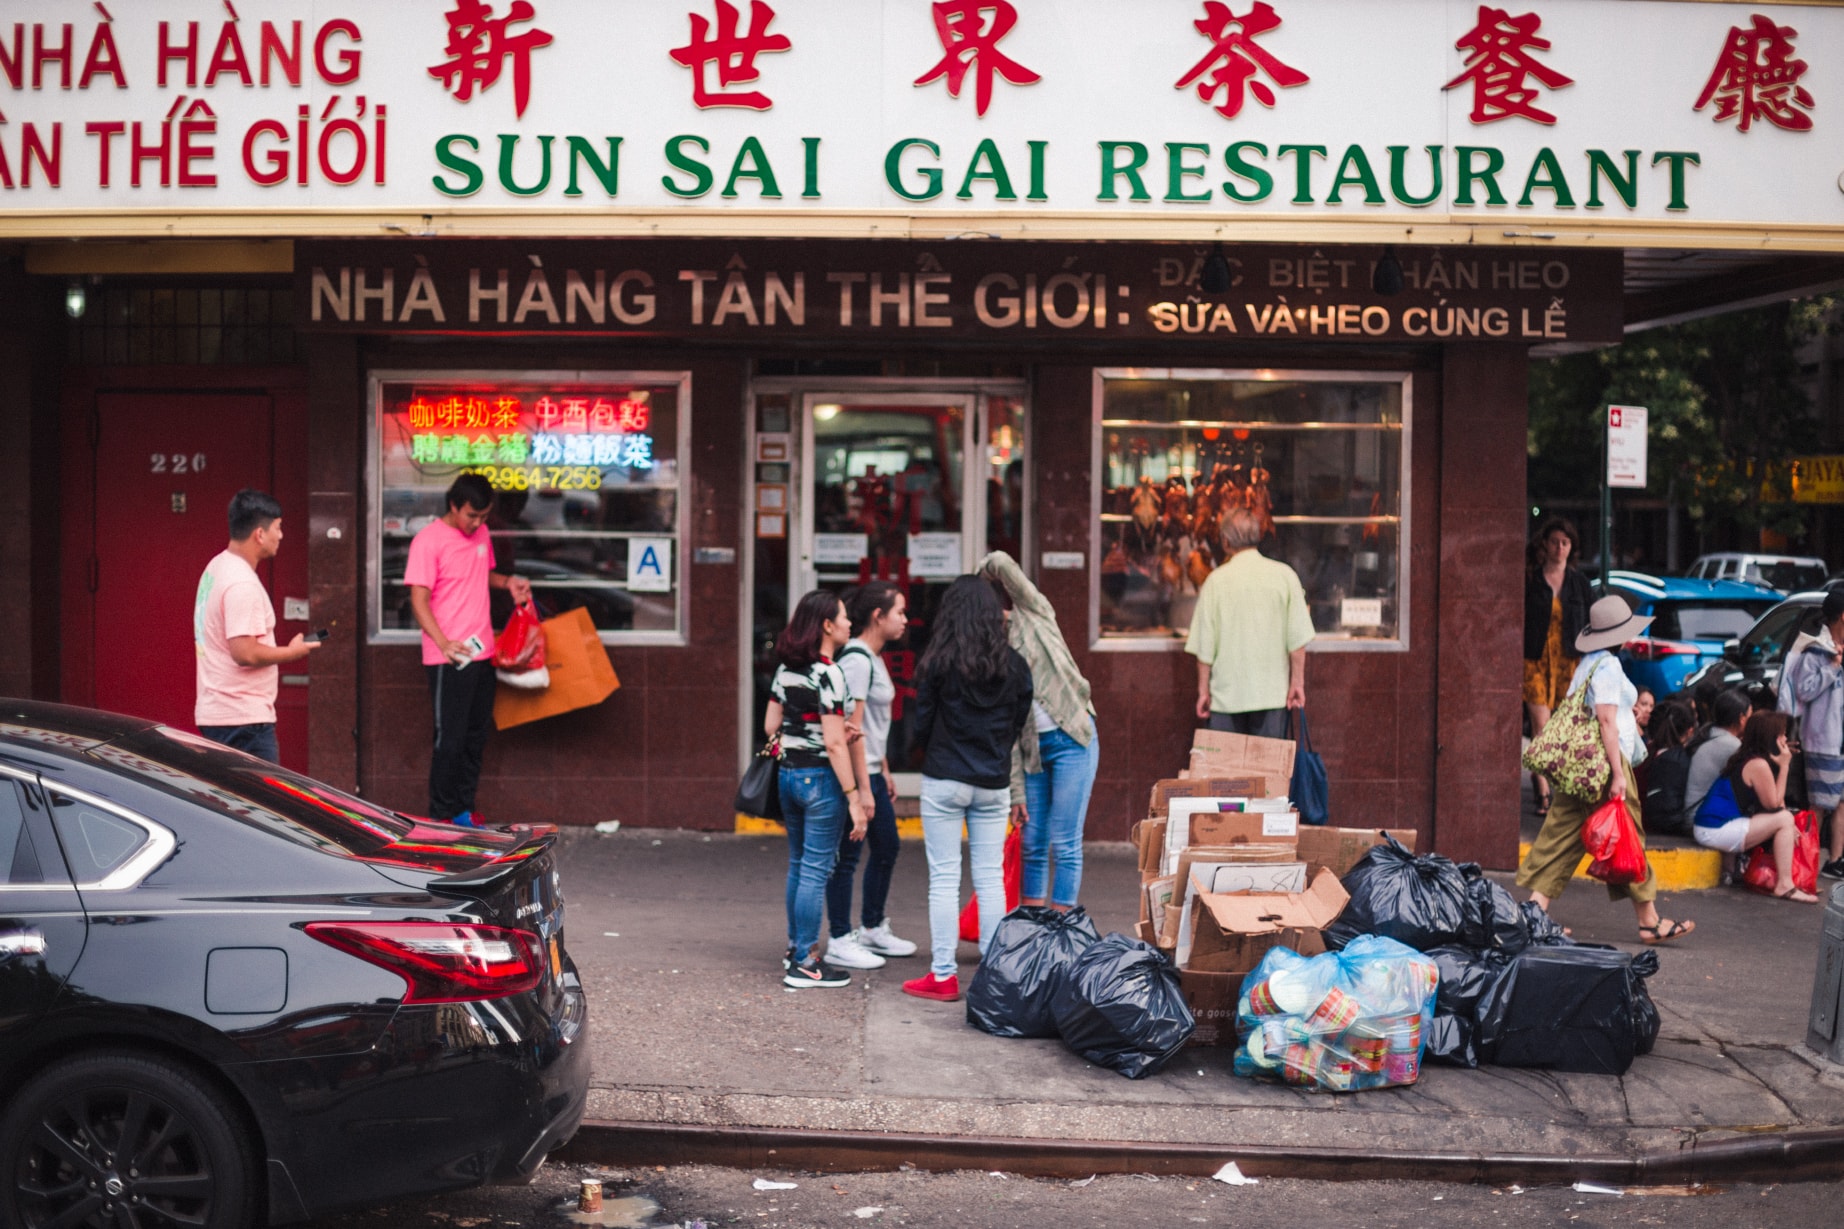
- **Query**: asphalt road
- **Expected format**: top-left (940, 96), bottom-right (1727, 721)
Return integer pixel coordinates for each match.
top-left (308, 1161), bottom-right (1842, 1228)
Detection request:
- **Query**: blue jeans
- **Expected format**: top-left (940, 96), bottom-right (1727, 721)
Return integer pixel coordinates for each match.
top-left (919, 775), bottom-right (1009, 978)
top-left (1021, 719), bottom-right (1099, 906)
top-left (780, 765), bottom-right (848, 959)
top-left (198, 722), bottom-right (280, 764)
top-left (827, 772), bottom-right (900, 938)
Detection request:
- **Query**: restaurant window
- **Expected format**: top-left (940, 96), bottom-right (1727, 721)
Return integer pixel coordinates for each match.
top-left (369, 370), bottom-right (689, 646)
top-left (1092, 368), bottom-right (1410, 651)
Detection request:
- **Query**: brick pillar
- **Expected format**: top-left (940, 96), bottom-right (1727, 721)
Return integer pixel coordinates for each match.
top-left (305, 334), bottom-right (361, 791)
top-left (1435, 344), bottom-right (1529, 868)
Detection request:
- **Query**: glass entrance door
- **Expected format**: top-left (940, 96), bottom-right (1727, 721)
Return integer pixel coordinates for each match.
top-left (742, 381), bottom-right (1029, 787)
top-left (798, 393), bottom-right (979, 780)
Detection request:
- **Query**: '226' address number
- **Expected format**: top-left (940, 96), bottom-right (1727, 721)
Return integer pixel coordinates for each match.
top-left (150, 453), bottom-right (207, 474)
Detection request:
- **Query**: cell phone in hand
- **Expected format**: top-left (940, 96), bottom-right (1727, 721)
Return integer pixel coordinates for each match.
top-left (304, 628), bottom-right (331, 644)
top-left (454, 634), bottom-right (487, 662)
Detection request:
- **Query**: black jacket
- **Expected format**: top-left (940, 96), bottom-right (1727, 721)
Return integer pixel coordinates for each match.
top-left (910, 649), bottom-right (1035, 789)
top-left (1523, 568), bottom-right (1593, 662)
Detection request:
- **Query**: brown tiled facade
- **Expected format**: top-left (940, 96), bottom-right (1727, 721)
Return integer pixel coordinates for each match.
top-left (4, 243), bottom-right (1533, 871)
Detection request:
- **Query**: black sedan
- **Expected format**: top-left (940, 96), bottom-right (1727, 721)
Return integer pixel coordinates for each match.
top-left (1677, 590), bottom-right (1828, 698)
top-left (0, 702), bottom-right (588, 1227)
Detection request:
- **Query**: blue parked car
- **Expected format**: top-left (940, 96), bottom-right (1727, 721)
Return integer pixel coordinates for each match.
top-left (1605, 571), bottom-right (1781, 696)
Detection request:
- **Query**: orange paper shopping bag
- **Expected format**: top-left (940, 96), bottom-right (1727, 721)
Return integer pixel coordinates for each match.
top-left (493, 606), bottom-right (620, 730)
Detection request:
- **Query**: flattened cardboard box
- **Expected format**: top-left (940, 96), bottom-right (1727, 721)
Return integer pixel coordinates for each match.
top-left (1147, 776), bottom-right (1269, 819)
top-left (1187, 809), bottom-right (1300, 848)
top-left (1132, 819), bottom-right (1167, 876)
top-left (1161, 844), bottom-right (1300, 949)
top-left (1297, 826), bottom-right (1419, 880)
top-left (1188, 731), bottom-right (1294, 791)
top-left (1184, 868), bottom-right (1350, 975)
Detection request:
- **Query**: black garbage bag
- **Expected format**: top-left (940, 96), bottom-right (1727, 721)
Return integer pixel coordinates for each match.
top-left (1049, 934), bottom-right (1194, 1079)
top-left (1458, 866), bottom-right (1531, 954)
top-left (1423, 945), bottom-right (1513, 1068)
top-left (1324, 834), bottom-right (1471, 952)
top-left (1629, 949), bottom-right (1662, 1057)
top-left (1520, 900), bottom-right (1575, 947)
top-left (1474, 944), bottom-right (1660, 1075)
top-left (966, 906), bottom-right (1101, 1038)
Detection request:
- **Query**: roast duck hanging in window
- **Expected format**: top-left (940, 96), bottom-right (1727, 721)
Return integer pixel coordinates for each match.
top-left (1102, 439), bottom-right (1276, 618)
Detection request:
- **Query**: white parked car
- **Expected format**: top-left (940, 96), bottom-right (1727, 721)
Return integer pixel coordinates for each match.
top-left (1684, 552), bottom-right (1828, 595)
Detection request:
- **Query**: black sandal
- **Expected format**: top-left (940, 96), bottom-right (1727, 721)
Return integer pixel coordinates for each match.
top-left (1639, 918), bottom-right (1695, 945)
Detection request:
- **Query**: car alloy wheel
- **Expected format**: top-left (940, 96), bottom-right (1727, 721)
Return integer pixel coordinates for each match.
top-left (1, 1051), bottom-right (255, 1229)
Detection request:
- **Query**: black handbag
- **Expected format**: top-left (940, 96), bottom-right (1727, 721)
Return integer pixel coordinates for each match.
top-left (1287, 708), bottom-right (1330, 825)
top-left (734, 737), bottom-right (782, 820)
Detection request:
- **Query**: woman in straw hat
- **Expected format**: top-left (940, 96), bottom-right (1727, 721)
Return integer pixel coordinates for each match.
top-left (1517, 595), bottom-right (1696, 945)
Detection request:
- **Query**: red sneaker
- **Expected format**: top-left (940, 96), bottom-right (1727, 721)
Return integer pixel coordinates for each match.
top-left (902, 972), bottom-right (961, 1002)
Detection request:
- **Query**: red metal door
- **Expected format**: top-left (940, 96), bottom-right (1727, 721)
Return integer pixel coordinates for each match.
top-left (90, 393), bottom-right (281, 746)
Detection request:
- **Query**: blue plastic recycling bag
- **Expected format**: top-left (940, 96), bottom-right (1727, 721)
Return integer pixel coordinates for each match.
top-left (1233, 935), bottom-right (1439, 1092)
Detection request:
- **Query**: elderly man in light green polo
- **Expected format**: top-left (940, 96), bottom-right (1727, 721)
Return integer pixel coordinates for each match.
top-left (1185, 506), bottom-right (1315, 738)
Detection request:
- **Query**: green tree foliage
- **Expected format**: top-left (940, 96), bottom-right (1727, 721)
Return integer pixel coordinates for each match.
top-left (1529, 299), bottom-right (1833, 541)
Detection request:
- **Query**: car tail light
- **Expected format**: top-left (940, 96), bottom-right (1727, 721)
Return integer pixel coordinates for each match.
top-left (1623, 638), bottom-right (1701, 661)
top-left (306, 921), bottom-right (544, 1003)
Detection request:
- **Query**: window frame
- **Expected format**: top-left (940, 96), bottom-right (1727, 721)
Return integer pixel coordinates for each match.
top-left (1087, 366), bottom-right (1414, 654)
top-left (366, 367), bottom-right (694, 648)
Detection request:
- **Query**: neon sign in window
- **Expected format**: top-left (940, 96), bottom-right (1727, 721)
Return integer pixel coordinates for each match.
top-left (374, 375), bottom-right (686, 642)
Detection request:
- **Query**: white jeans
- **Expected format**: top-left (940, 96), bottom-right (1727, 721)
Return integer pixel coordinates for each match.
top-left (919, 775), bottom-right (1010, 978)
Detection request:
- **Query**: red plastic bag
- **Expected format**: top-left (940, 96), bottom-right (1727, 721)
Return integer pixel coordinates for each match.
top-left (959, 824), bottom-right (1024, 942)
top-left (493, 601), bottom-right (549, 689)
top-left (1583, 797), bottom-right (1647, 886)
top-left (1742, 808), bottom-right (1820, 896)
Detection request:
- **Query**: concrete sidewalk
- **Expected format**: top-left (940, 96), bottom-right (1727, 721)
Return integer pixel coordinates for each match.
top-left (560, 827), bottom-right (1844, 1162)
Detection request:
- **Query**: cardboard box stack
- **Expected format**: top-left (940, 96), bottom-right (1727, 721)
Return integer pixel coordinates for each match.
top-left (1130, 730), bottom-right (1418, 1047)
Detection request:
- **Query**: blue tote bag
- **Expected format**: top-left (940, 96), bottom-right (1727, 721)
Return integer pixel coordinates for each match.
top-left (1288, 708), bottom-right (1330, 825)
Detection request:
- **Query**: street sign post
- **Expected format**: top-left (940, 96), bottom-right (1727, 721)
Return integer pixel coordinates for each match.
top-left (1602, 405), bottom-right (1649, 593)
top-left (1608, 406), bottom-right (1650, 489)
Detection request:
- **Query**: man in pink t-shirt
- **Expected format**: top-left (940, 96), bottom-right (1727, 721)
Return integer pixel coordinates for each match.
top-left (405, 473), bottom-right (531, 823)
top-left (195, 489), bottom-right (319, 763)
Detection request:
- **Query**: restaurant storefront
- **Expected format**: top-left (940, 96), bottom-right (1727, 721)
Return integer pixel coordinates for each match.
top-left (4, 0), bottom-right (1841, 868)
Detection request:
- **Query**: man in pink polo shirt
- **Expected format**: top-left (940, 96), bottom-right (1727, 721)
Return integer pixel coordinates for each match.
top-left (406, 474), bottom-right (531, 825)
top-left (195, 488), bottom-right (319, 763)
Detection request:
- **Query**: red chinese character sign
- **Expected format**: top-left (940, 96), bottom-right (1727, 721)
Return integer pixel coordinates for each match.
top-left (1444, 5), bottom-right (1573, 124)
top-left (914, 1), bottom-right (1041, 117)
top-left (1695, 13), bottom-right (1814, 133)
top-left (1176, 2), bottom-right (1309, 119)
top-left (428, 0), bottom-right (555, 119)
top-left (670, 1), bottom-right (792, 111)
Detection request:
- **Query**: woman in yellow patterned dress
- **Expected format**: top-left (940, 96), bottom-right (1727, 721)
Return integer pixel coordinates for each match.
top-left (1523, 517), bottom-right (1594, 813)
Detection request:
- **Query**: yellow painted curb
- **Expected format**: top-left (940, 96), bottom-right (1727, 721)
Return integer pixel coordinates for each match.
top-left (1516, 841), bottom-right (1722, 891)
top-left (735, 813), bottom-right (926, 840)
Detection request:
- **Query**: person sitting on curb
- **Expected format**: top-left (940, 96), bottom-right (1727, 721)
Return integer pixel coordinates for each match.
top-left (1641, 696), bottom-right (1699, 837)
top-left (1681, 688), bottom-right (1752, 832)
top-left (1693, 712), bottom-right (1820, 903)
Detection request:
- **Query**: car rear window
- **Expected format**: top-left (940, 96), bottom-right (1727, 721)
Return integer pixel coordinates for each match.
top-left (86, 728), bottom-right (415, 857)
top-left (1746, 562), bottom-right (1827, 592)
top-left (1653, 601), bottom-right (1775, 642)
top-left (1742, 603), bottom-right (1824, 662)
